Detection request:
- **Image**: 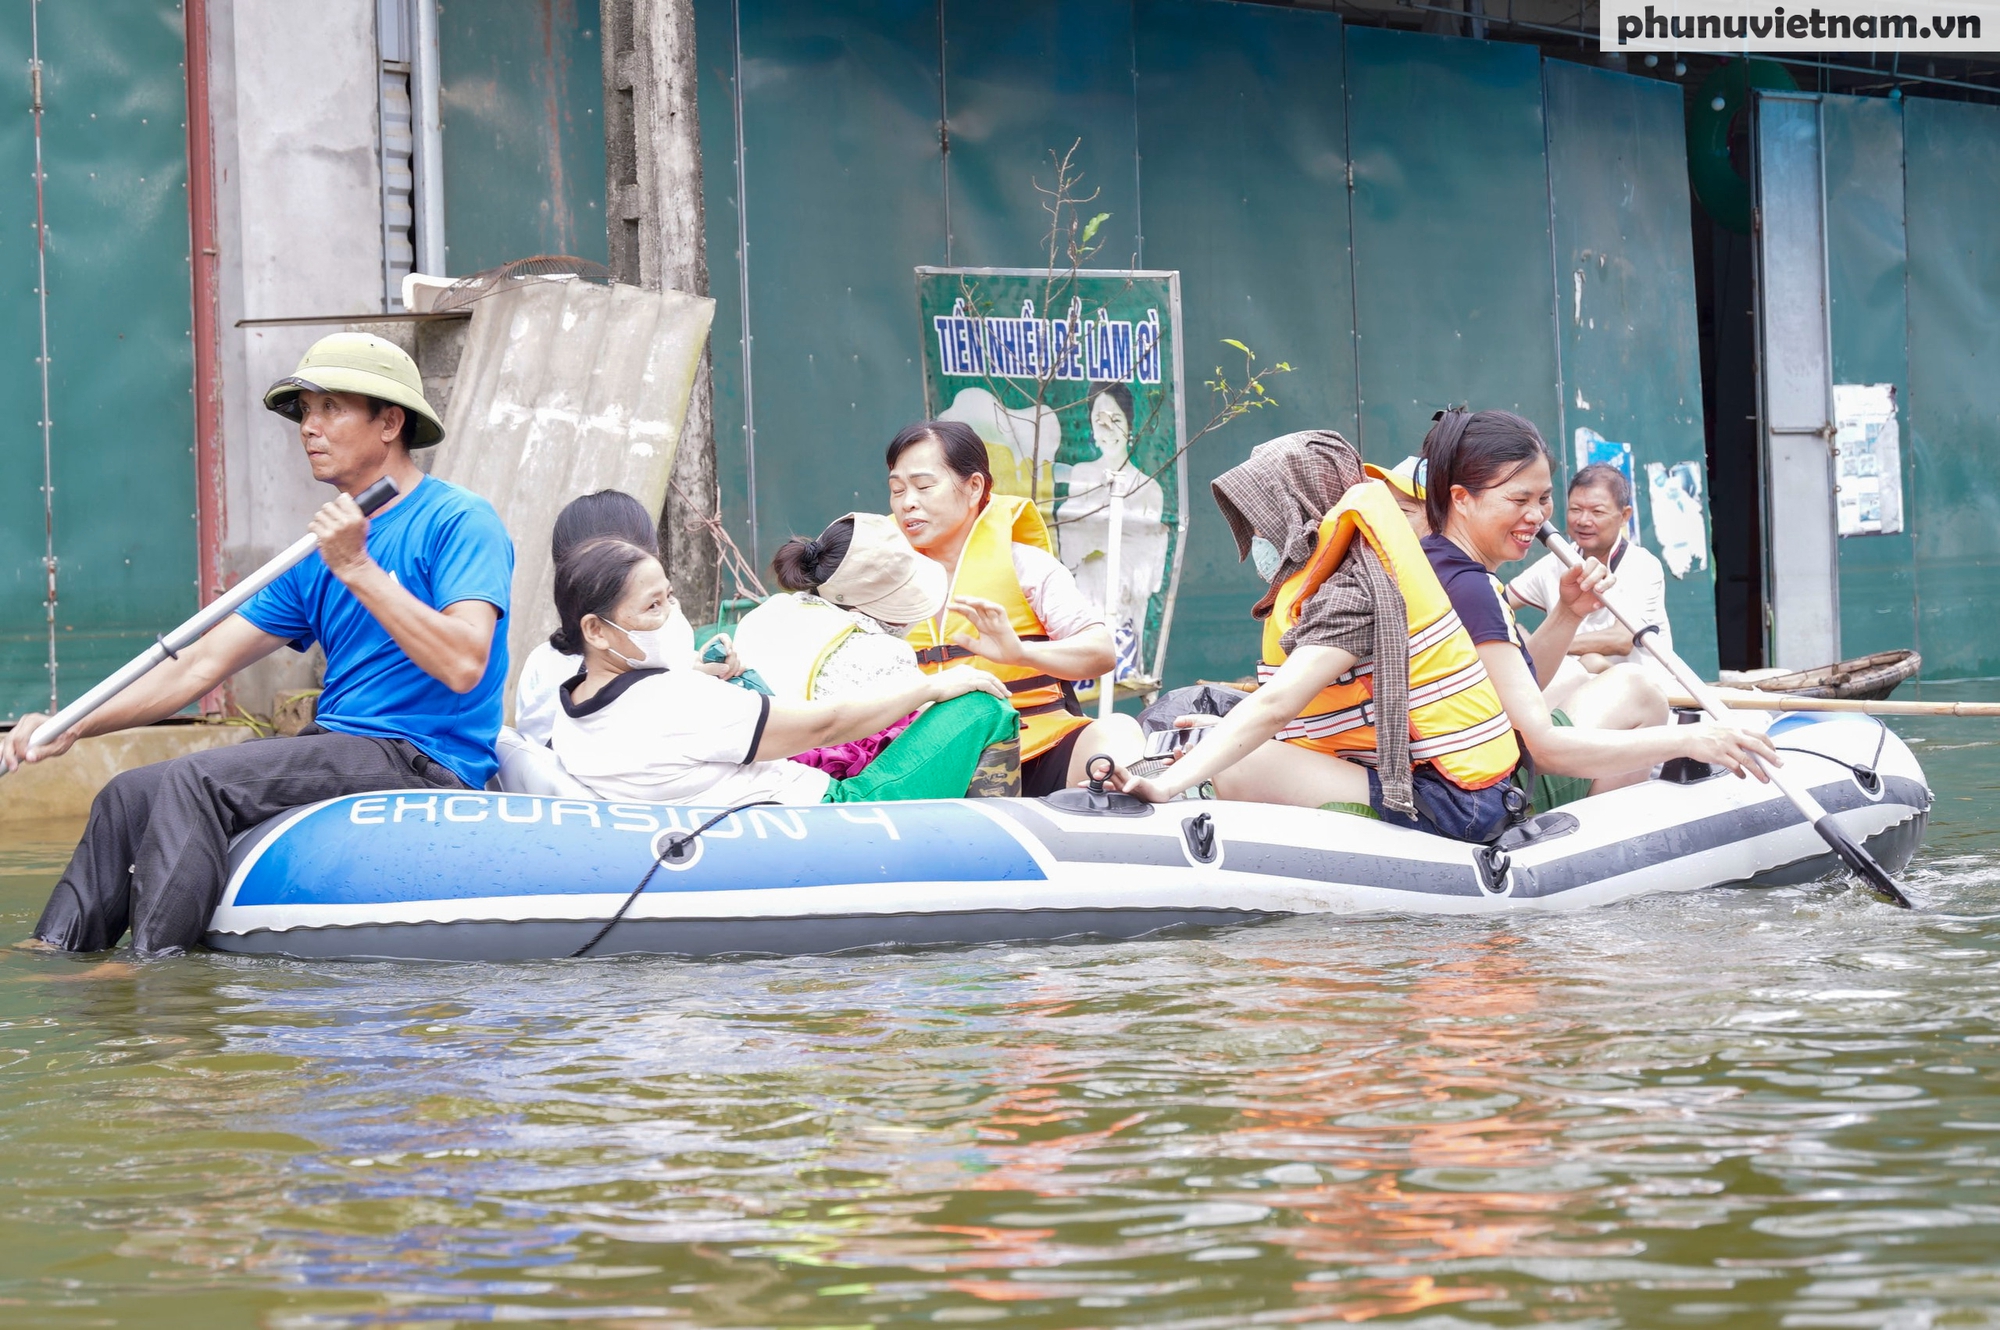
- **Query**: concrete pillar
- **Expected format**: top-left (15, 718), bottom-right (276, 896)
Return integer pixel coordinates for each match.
top-left (206, 0), bottom-right (391, 715)
top-left (601, 0), bottom-right (721, 621)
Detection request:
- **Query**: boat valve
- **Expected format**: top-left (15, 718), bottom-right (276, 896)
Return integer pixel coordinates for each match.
top-left (1039, 753), bottom-right (1153, 817)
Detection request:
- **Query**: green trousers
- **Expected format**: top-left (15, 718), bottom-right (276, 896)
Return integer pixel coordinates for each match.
top-left (823, 692), bottom-right (1018, 803)
top-left (1531, 708), bottom-right (1594, 812)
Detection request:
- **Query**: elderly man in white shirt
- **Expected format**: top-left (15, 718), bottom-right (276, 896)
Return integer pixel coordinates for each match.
top-left (1506, 463), bottom-right (1673, 701)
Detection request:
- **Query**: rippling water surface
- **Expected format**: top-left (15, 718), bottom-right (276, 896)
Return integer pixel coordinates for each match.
top-left (4, 699), bottom-right (2000, 1327)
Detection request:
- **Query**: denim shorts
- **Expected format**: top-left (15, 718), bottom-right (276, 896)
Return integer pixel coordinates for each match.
top-left (1366, 763), bottom-right (1514, 843)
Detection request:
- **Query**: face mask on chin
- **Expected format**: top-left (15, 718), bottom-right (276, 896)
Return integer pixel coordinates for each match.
top-left (1249, 536), bottom-right (1284, 582)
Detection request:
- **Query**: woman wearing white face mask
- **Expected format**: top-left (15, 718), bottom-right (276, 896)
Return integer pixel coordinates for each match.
top-left (549, 539), bottom-right (1018, 807)
top-left (513, 490), bottom-right (739, 745)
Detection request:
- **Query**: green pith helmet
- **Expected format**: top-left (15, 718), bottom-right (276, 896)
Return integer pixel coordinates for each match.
top-left (262, 332), bottom-right (446, 448)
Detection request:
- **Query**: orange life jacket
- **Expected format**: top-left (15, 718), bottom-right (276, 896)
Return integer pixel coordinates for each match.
top-left (907, 495), bottom-right (1091, 760)
top-left (1259, 481), bottom-right (1520, 790)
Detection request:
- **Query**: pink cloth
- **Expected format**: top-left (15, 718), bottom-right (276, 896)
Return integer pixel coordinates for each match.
top-left (791, 712), bottom-right (916, 780)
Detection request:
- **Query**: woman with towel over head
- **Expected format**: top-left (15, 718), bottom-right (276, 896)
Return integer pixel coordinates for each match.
top-left (1105, 430), bottom-right (1527, 841)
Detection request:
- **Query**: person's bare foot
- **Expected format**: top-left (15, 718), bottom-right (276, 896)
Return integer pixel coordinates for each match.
top-left (45, 960), bottom-right (140, 980)
top-left (11, 937), bottom-right (59, 954)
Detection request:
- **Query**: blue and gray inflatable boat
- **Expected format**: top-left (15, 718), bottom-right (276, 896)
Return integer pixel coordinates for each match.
top-left (206, 713), bottom-right (1931, 961)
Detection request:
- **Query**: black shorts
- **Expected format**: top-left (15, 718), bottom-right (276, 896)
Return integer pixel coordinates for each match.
top-left (1019, 723), bottom-right (1088, 798)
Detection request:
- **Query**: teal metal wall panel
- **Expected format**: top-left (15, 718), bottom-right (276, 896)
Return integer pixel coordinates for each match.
top-left (439, 0), bottom-right (608, 274)
top-left (39, 1), bottom-right (197, 707)
top-left (1904, 98), bottom-right (2000, 679)
top-left (1344, 28), bottom-right (1560, 463)
top-left (1822, 94), bottom-right (1916, 661)
top-left (735, 0), bottom-right (945, 556)
top-left (1134, 0), bottom-right (1354, 687)
top-left (0, 5), bottom-right (48, 716)
top-left (940, 0), bottom-right (1140, 269)
top-left (1543, 60), bottom-right (1718, 679)
top-left (694, 0), bottom-right (752, 553)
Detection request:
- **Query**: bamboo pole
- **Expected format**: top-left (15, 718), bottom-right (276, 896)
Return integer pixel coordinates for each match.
top-left (1669, 688), bottom-right (2000, 717)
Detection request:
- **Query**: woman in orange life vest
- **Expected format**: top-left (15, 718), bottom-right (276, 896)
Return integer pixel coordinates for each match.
top-left (886, 419), bottom-right (1144, 795)
top-left (1106, 431), bottom-right (1525, 841)
top-left (1416, 408), bottom-right (1778, 808)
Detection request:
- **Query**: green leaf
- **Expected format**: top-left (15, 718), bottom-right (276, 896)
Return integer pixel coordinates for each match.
top-left (1222, 338), bottom-right (1251, 355)
top-left (1080, 212), bottom-right (1111, 246)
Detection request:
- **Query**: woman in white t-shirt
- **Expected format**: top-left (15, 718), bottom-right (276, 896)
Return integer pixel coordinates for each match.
top-left (515, 489), bottom-right (738, 745)
top-left (548, 538), bottom-right (1016, 807)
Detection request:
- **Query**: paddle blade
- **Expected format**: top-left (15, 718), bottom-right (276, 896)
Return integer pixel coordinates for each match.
top-left (1813, 814), bottom-right (1913, 908)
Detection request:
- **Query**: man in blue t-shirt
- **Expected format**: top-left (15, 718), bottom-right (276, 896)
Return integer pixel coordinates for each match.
top-left (3, 333), bottom-right (514, 955)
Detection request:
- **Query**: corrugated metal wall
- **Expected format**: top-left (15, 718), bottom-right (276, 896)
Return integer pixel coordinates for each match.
top-left (437, 0), bottom-right (608, 275)
top-left (1545, 60), bottom-right (1715, 667)
top-left (692, 0), bottom-right (1720, 685)
top-left (1905, 100), bottom-right (2000, 680)
top-left (1823, 93), bottom-right (2000, 679)
top-left (0, 2), bottom-right (197, 722)
top-left (1825, 94), bottom-right (1915, 659)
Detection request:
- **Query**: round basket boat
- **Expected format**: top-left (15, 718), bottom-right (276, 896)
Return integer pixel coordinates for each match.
top-left (1740, 650), bottom-right (1921, 701)
top-left (204, 713), bottom-right (1933, 962)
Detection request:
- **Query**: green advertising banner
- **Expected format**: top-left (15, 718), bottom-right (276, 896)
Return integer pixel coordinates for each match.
top-left (915, 267), bottom-right (1187, 689)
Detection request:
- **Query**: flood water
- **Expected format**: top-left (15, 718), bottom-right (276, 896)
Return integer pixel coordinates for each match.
top-left (4, 691), bottom-right (2000, 1328)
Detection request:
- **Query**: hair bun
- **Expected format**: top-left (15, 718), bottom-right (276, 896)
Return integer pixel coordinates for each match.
top-left (801, 539), bottom-right (825, 581)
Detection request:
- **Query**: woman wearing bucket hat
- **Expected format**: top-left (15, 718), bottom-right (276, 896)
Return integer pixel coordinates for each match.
top-left (1362, 456), bottom-right (1431, 538)
top-left (730, 513), bottom-right (963, 783)
top-left (8, 332), bottom-right (515, 956)
top-left (747, 513), bottom-right (947, 701)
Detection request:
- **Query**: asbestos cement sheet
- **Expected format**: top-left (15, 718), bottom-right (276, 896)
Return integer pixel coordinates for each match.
top-left (426, 280), bottom-right (715, 718)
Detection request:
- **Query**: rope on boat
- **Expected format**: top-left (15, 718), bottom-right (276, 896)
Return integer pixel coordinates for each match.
top-left (1774, 717), bottom-right (1891, 795)
top-left (571, 799), bottom-right (780, 958)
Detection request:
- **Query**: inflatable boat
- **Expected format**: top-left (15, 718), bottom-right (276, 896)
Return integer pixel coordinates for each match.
top-left (203, 712), bottom-right (1931, 961)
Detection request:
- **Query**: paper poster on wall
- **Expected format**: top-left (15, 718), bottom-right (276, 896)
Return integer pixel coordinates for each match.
top-left (1833, 383), bottom-right (1904, 537)
top-left (1644, 460), bottom-right (1710, 579)
top-left (915, 267), bottom-right (1187, 685)
top-left (1573, 427), bottom-right (1640, 541)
